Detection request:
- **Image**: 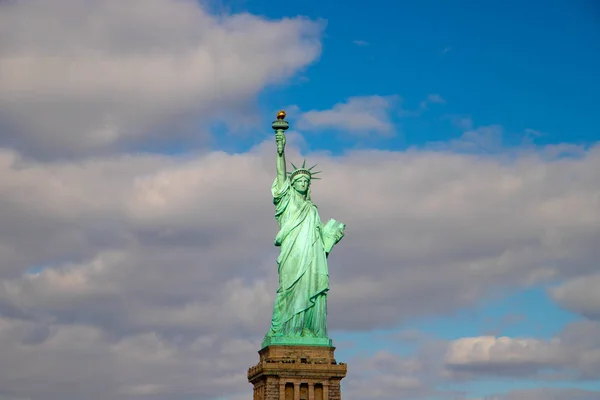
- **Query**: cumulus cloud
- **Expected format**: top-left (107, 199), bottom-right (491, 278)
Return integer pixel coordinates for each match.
top-left (428, 125), bottom-right (504, 153)
top-left (0, 317), bottom-right (256, 400)
top-left (397, 93), bottom-right (446, 117)
top-left (0, 0), bottom-right (323, 158)
top-left (551, 274), bottom-right (600, 320)
top-left (343, 343), bottom-right (451, 400)
top-left (480, 388), bottom-right (600, 400)
top-left (446, 115), bottom-right (475, 130)
top-left (444, 321), bottom-right (600, 379)
top-left (419, 93), bottom-right (446, 109)
top-left (1, 5), bottom-right (599, 395)
top-left (341, 322), bottom-right (600, 399)
top-left (297, 95), bottom-right (397, 135)
top-left (0, 138), bottom-right (599, 398)
top-left (445, 336), bottom-right (565, 374)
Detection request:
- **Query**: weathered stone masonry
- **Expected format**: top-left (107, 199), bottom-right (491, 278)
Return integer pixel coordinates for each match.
top-left (248, 345), bottom-right (347, 400)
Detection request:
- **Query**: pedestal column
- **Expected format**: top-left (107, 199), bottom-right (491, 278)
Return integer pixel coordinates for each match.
top-left (248, 345), bottom-right (347, 400)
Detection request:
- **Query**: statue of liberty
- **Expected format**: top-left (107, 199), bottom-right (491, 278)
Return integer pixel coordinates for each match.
top-left (263, 111), bottom-right (345, 347)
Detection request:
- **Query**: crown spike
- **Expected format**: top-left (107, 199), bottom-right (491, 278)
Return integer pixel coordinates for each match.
top-left (288, 159), bottom-right (324, 182)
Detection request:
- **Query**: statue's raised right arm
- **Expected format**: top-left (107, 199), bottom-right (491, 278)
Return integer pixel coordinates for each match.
top-left (275, 131), bottom-right (286, 186)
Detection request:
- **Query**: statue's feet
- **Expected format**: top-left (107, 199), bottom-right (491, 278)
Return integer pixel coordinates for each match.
top-left (265, 328), bottom-right (283, 338)
top-left (301, 329), bottom-right (317, 338)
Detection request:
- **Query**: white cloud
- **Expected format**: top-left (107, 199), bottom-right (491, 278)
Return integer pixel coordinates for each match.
top-left (343, 346), bottom-right (447, 400)
top-left (2, 2), bottom-right (599, 399)
top-left (0, 318), bottom-right (256, 400)
top-left (446, 115), bottom-right (474, 130)
top-left (441, 46), bottom-right (452, 56)
top-left (398, 93), bottom-right (446, 117)
top-left (445, 336), bottom-right (565, 370)
top-left (428, 125), bottom-right (504, 153)
top-left (297, 95), bottom-right (397, 135)
top-left (427, 94), bottom-right (445, 103)
top-left (542, 143), bottom-right (588, 158)
top-left (0, 140), bottom-right (598, 398)
top-left (419, 93), bottom-right (446, 109)
top-left (444, 321), bottom-right (600, 379)
top-left (483, 388), bottom-right (600, 400)
top-left (325, 322), bottom-right (600, 400)
top-left (0, 0), bottom-right (323, 158)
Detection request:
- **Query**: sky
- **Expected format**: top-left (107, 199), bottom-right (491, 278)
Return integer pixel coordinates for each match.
top-left (0, 0), bottom-right (599, 399)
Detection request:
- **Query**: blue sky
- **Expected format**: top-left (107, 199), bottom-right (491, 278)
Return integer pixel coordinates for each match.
top-left (0, 1), bottom-right (599, 399)
top-left (238, 0), bottom-right (600, 397)
top-left (213, 0), bottom-right (600, 153)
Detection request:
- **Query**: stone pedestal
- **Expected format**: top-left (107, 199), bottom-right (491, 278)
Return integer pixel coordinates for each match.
top-left (248, 345), bottom-right (347, 400)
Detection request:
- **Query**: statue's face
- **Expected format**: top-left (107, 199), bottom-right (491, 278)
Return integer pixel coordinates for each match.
top-left (292, 176), bottom-right (310, 194)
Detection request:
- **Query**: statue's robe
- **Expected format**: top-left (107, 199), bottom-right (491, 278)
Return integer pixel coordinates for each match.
top-left (265, 177), bottom-right (329, 338)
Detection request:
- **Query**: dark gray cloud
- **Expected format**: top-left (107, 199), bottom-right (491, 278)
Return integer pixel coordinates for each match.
top-left (479, 387), bottom-right (600, 400)
top-left (0, 141), bottom-right (598, 399)
top-left (551, 274), bottom-right (600, 321)
top-left (0, 2), bottom-right (599, 399)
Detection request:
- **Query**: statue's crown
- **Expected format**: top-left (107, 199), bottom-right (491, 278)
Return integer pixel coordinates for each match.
top-left (288, 159), bottom-right (321, 181)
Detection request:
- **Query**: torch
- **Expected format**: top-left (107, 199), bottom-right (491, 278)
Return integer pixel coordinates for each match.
top-left (273, 110), bottom-right (289, 154)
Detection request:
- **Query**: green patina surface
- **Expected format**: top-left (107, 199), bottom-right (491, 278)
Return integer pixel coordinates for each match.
top-left (262, 336), bottom-right (333, 347)
top-left (262, 111), bottom-right (345, 349)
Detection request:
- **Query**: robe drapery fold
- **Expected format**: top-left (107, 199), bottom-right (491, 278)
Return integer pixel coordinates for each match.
top-left (265, 177), bottom-right (329, 338)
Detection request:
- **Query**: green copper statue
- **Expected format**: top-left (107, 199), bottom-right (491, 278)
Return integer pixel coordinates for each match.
top-left (263, 111), bottom-right (346, 348)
